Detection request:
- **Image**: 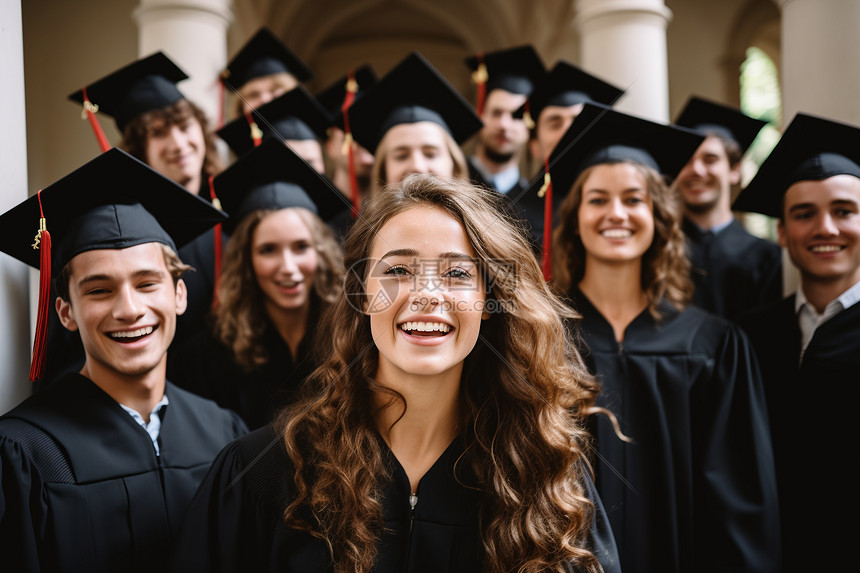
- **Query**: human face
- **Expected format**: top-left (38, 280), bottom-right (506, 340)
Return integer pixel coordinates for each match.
top-left (577, 163), bottom-right (655, 266)
top-left (238, 72), bottom-right (298, 113)
top-left (381, 122), bottom-right (455, 185)
top-left (778, 174), bottom-right (860, 289)
top-left (532, 103), bottom-right (585, 162)
top-left (144, 113), bottom-right (206, 192)
top-left (366, 206), bottom-right (487, 381)
top-left (252, 209), bottom-right (318, 315)
top-left (674, 135), bottom-right (740, 214)
top-left (56, 243), bottom-right (187, 381)
top-left (286, 139), bottom-right (326, 174)
top-left (325, 128), bottom-right (375, 182)
top-left (478, 90), bottom-right (529, 161)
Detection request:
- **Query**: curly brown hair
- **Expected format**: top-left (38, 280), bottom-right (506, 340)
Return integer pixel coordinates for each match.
top-left (551, 160), bottom-right (693, 318)
top-left (212, 207), bottom-right (344, 370)
top-left (276, 174), bottom-right (605, 573)
top-left (120, 98), bottom-right (224, 192)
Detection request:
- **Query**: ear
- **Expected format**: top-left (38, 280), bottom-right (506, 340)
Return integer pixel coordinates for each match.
top-left (174, 278), bottom-right (188, 316)
top-left (729, 162), bottom-right (742, 186)
top-left (56, 296), bottom-right (79, 332)
top-left (777, 219), bottom-right (787, 249)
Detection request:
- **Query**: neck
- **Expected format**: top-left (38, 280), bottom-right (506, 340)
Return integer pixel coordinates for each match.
top-left (374, 362), bottom-right (462, 492)
top-left (684, 204), bottom-right (733, 231)
top-left (80, 358), bottom-right (166, 423)
top-left (474, 145), bottom-right (519, 175)
top-left (800, 273), bottom-right (860, 314)
top-left (578, 258), bottom-right (648, 342)
top-left (265, 299), bottom-right (310, 357)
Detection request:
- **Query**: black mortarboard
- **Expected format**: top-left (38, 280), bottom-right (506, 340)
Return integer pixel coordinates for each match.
top-left (214, 138), bottom-right (345, 233)
top-left (68, 52), bottom-right (189, 133)
top-left (222, 27), bottom-right (312, 90)
top-left (348, 52), bottom-right (483, 154)
top-left (674, 96), bottom-right (767, 156)
top-left (732, 113), bottom-right (860, 218)
top-left (515, 61), bottom-right (624, 126)
top-left (524, 103), bottom-right (703, 280)
top-left (216, 86), bottom-right (333, 156)
top-left (315, 65), bottom-right (378, 119)
top-left (464, 45), bottom-right (545, 97)
top-left (0, 148), bottom-right (225, 381)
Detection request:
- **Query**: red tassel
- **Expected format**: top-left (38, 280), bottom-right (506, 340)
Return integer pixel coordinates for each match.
top-left (341, 70), bottom-right (360, 218)
top-left (245, 112), bottom-right (263, 148)
top-left (29, 191), bottom-right (51, 382)
top-left (208, 175), bottom-right (222, 309)
top-left (471, 53), bottom-right (488, 116)
top-left (81, 87), bottom-right (111, 153)
top-left (539, 159), bottom-right (553, 282)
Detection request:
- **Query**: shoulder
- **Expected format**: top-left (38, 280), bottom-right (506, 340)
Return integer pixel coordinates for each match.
top-left (165, 382), bottom-right (248, 436)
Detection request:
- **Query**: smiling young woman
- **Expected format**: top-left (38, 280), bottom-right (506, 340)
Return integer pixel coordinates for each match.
top-left (168, 174), bottom-right (622, 573)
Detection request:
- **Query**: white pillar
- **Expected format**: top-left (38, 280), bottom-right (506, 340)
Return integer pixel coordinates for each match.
top-left (779, 0), bottom-right (860, 126)
top-left (133, 0), bottom-right (233, 124)
top-left (574, 0), bottom-right (673, 123)
top-left (0, 0), bottom-right (34, 413)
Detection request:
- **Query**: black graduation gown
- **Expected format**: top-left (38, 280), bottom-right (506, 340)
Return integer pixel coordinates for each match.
top-left (683, 218), bottom-right (782, 320)
top-left (167, 319), bottom-right (319, 430)
top-left (168, 425), bottom-right (622, 573)
top-left (0, 373), bottom-right (248, 573)
top-left (175, 226), bottom-right (228, 350)
top-left (738, 297), bottom-right (860, 573)
top-left (569, 290), bottom-right (780, 573)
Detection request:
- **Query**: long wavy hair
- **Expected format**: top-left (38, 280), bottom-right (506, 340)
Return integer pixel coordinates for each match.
top-left (552, 160), bottom-right (693, 318)
top-left (213, 207), bottom-right (343, 370)
top-left (369, 123), bottom-right (469, 196)
top-left (276, 174), bottom-right (604, 573)
top-left (121, 98), bottom-right (224, 193)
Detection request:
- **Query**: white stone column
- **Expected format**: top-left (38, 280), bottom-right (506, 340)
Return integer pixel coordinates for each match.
top-left (134, 0), bottom-right (233, 124)
top-left (574, 0), bottom-right (673, 123)
top-left (779, 0), bottom-right (860, 126)
top-left (0, 0), bottom-right (35, 413)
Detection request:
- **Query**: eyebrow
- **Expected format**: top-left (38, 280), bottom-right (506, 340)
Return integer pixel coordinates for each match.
top-left (379, 249), bottom-right (475, 262)
top-left (583, 188), bottom-right (645, 195)
top-left (76, 268), bottom-right (166, 287)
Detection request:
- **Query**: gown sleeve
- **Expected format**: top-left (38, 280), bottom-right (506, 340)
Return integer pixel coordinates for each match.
top-left (581, 467), bottom-right (622, 573)
top-left (691, 323), bottom-right (781, 572)
top-left (0, 427), bottom-right (52, 573)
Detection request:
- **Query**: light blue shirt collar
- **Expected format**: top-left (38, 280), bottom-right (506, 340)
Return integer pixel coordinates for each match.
top-left (119, 394), bottom-right (170, 456)
top-left (471, 156), bottom-right (521, 194)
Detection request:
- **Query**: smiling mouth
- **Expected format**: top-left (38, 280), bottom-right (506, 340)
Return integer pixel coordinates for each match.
top-left (601, 229), bottom-right (632, 239)
top-left (810, 245), bottom-right (844, 253)
top-left (109, 326), bottom-right (155, 342)
top-left (399, 321), bottom-right (452, 337)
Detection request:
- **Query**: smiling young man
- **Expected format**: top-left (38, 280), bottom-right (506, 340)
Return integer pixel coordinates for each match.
top-left (0, 149), bottom-right (247, 573)
top-left (673, 96), bottom-right (781, 319)
top-left (734, 113), bottom-right (860, 573)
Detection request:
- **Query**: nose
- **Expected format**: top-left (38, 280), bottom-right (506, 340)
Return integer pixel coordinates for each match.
top-left (608, 197), bottom-right (627, 221)
top-left (113, 284), bottom-right (145, 322)
top-left (279, 249), bottom-right (299, 273)
top-left (406, 151), bottom-right (429, 175)
top-left (815, 212), bottom-right (839, 236)
top-left (166, 125), bottom-right (187, 150)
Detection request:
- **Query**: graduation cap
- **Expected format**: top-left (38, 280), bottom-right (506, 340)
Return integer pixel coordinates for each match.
top-left (674, 96), bottom-right (767, 156)
top-left (214, 138), bottom-right (345, 234)
top-left (216, 86), bottom-right (333, 157)
top-left (464, 45), bottom-right (544, 115)
top-left (315, 65), bottom-right (378, 119)
top-left (222, 27), bottom-right (312, 91)
top-left (525, 102), bottom-right (704, 279)
top-left (0, 148), bottom-right (226, 381)
top-left (348, 52), bottom-right (483, 155)
top-left (732, 113), bottom-right (860, 218)
top-left (315, 65), bottom-right (378, 218)
top-left (68, 52), bottom-right (189, 137)
top-left (514, 61), bottom-right (624, 129)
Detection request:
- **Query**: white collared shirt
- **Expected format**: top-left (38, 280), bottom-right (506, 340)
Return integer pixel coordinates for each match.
top-left (470, 156), bottom-right (521, 194)
top-left (119, 394), bottom-right (170, 456)
top-left (795, 279), bottom-right (860, 362)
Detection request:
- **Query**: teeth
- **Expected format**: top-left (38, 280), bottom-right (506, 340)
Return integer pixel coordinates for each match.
top-left (400, 321), bottom-right (451, 333)
top-left (110, 326), bottom-right (153, 339)
top-left (811, 245), bottom-right (842, 253)
top-left (602, 229), bottom-right (632, 239)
